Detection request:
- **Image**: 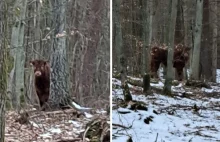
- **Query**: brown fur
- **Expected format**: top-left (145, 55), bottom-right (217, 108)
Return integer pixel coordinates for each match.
top-left (150, 44), bottom-right (191, 81)
top-left (150, 46), bottom-right (168, 78)
top-left (30, 60), bottom-right (50, 108)
top-left (173, 44), bottom-right (191, 81)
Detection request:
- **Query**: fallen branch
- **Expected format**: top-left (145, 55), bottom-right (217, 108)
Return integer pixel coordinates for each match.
top-left (112, 123), bottom-right (130, 129)
top-left (186, 80), bottom-right (212, 89)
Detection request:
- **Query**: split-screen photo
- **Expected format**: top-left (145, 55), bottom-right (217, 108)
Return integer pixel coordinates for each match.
top-left (0, 0), bottom-right (220, 142)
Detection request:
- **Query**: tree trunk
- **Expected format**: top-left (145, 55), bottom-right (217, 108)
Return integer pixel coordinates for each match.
top-left (10, 0), bottom-right (27, 110)
top-left (48, 0), bottom-right (71, 109)
top-left (210, 0), bottom-right (217, 82)
top-left (200, 0), bottom-right (212, 81)
top-left (190, 0), bottom-right (204, 80)
top-left (0, 47), bottom-right (6, 142)
top-left (175, 0), bottom-right (184, 44)
top-left (142, 0), bottom-right (152, 94)
top-left (163, 0), bottom-right (178, 96)
top-left (114, 0), bottom-right (123, 72)
top-left (114, 0), bottom-right (132, 101)
top-left (0, 1), bottom-right (7, 141)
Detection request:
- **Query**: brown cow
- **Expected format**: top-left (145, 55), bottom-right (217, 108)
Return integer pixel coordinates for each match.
top-left (173, 44), bottom-right (191, 81)
top-left (150, 44), bottom-right (190, 81)
top-left (30, 60), bottom-right (50, 109)
top-left (150, 45), bottom-right (167, 78)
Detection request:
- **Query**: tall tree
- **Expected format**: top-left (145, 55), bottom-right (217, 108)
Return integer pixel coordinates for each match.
top-left (10, 0), bottom-right (27, 110)
top-left (190, 0), bottom-right (204, 80)
top-left (48, 0), bottom-right (71, 109)
top-left (163, 0), bottom-right (178, 96)
top-left (0, 1), bottom-right (7, 140)
top-left (210, 0), bottom-right (217, 82)
top-left (114, 0), bottom-right (123, 72)
top-left (114, 0), bottom-right (132, 101)
top-left (200, 0), bottom-right (212, 81)
top-left (175, 0), bottom-right (184, 44)
top-left (142, 0), bottom-right (152, 93)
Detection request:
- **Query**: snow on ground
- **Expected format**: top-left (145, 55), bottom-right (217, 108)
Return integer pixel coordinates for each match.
top-left (112, 78), bottom-right (220, 142)
top-left (217, 69), bottom-right (220, 83)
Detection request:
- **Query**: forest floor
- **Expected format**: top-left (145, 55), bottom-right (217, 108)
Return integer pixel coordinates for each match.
top-left (112, 72), bottom-right (220, 142)
top-left (5, 104), bottom-right (109, 142)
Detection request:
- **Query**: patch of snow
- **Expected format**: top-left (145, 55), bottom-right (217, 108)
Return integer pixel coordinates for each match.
top-left (185, 92), bottom-right (193, 95)
top-left (117, 107), bottom-right (131, 112)
top-left (150, 81), bottom-right (164, 88)
top-left (172, 85), bottom-right (185, 93)
top-left (30, 121), bottom-right (41, 128)
top-left (49, 128), bottom-right (61, 133)
top-left (84, 112), bottom-right (93, 118)
top-left (112, 78), bottom-right (122, 86)
top-left (40, 133), bottom-right (51, 138)
top-left (216, 69), bottom-right (220, 83)
top-left (72, 102), bottom-right (91, 110)
top-left (201, 87), bottom-right (214, 93)
top-left (72, 102), bottom-right (82, 109)
top-left (187, 69), bottom-right (190, 79)
top-left (96, 109), bottom-right (107, 114)
top-left (72, 128), bottom-right (85, 134)
top-left (128, 76), bottom-right (142, 81)
top-left (112, 78), bottom-right (220, 142)
top-left (69, 120), bottom-right (81, 128)
top-left (211, 86), bottom-right (220, 92)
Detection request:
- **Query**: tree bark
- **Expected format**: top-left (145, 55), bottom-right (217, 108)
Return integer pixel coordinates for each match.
top-left (190, 0), bottom-right (204, 80)
top-left (0, 1), bottom-right (7, 140)
top-left (163, 0), bottom-right (178, 96)
top-left (10, 0), bottom-right (28, 110)
top-left (114, 0), bottom-right (123, 72)
top-left (200, 0), bottom-right (212, 81)
top-left (114, 0), bottom-right (132, 101)
top-left (210, 0), bottom-right (217, 82)
top-left (48, 0), bottom-right (71, 109)
top-left (142, 0), bottom-right (153, 94)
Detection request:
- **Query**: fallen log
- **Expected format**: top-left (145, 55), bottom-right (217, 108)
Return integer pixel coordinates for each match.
top-left (185, 80), bottom-right (212, 89)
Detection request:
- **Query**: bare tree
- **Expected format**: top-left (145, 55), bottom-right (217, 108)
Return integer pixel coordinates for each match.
top-left (114, 0), bottom-right (132, 102)
top-left (163, 0), bottom-right (178, 96)
top-left (48, 0), bottom-right (71, 109)
top-left (190, 0), bottom-right (204, 80)
top-left (210, 0), bottom-right (218, 82)
top-left (9, 0), bottom-right (27, 110)
top-left (142, 0), bottom-right (153, 93)
top-left (0, 1), bottom-right (7, 140)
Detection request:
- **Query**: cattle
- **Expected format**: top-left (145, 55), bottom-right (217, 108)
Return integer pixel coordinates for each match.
top-left (173, 44), bottom-right (191, 81)
top-left (150, 44), bottom-right (191, 81)
top-left (150, 45), bottom-right (167, 78)
top-left (30, 60), bottom-right (50, 109)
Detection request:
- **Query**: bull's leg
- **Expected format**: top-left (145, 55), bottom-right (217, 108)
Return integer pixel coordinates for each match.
top-left (176, 68), bottom-right (183, 81)
top-left (151, 61), bottom-right (160, 78)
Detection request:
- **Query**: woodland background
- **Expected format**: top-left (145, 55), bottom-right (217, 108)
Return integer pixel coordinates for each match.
top-left (112, 0), bottom-right (220, 141)
top-left (0, 0), bottom-right (110, 110)
top-left (0, 1), bottom-right (110, 141)
top-left (113, 0), bottom-right (219, 83)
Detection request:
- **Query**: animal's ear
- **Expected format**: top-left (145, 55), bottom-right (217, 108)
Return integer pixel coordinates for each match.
top-left (30, 60), bottom-right (35, 66)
